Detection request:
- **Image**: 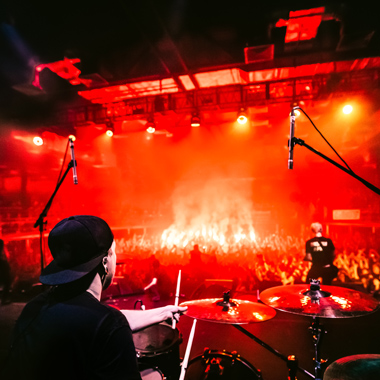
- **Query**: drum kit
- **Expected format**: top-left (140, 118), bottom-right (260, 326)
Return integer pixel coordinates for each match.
top-left (177, 279), bottom-right (379, 380)
top-left (107, 278), bottom-right (379, 380)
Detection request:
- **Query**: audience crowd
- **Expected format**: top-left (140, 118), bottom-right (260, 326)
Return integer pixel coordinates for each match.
top-left (111, 230), bottom-right (380, 300)
top-left (2, 227), bottom-right (380, 303)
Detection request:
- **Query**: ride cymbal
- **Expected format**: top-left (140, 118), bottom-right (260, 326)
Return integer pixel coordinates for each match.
top-left (260, 284), bottom-right (379, 318)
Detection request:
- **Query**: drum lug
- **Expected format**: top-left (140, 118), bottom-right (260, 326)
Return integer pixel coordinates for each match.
top-left (205, 357), bottom-right (224, 377)
top-left (202, 347), bottom-right (211, 360)
top-left (231, 350), bottom-right (238, 365)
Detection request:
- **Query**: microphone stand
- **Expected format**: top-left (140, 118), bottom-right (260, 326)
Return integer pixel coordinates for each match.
top-left (34, 161), bottom-right (74, 274)
top-left (291, 137), bottom-right (380, 196)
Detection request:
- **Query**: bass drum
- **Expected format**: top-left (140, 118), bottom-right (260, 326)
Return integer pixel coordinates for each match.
top-left (134, 322), bottom-right (182, 380)
top-left (184, 349), bottom-right (262, 380)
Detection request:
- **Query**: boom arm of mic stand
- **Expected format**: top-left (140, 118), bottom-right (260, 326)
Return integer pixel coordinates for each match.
top-left (293, 137), bottom-right (380, 196)
top-left (34, 161), bottom-right (74, 273)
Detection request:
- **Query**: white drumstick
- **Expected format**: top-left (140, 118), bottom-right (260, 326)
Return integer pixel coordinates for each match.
top-left (172, 270), bottom-right (181, 329)
top-left (179, 318), bottom-right (197, 380)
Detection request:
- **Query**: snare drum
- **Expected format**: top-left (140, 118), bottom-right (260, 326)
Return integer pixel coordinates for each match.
top-left (134, 323), bottom-right (182, 380)
top-left (184, 349), bottom-right (262, 380)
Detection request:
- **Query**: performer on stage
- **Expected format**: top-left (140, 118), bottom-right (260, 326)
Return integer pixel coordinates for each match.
top-left (2, 215), bottom-right (186, 380)
top-left (304, 222), bottom-right (338, 285)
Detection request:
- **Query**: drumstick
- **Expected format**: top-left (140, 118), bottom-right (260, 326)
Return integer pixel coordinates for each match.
top-left (172, 269), bottom-right (181, 329)
top-left (179, 318), bottom-right (197, 380)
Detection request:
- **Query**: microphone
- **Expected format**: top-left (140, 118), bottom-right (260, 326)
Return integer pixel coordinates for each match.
top-left (288, 107), bottom-right (297, 170)
top-left (69, 138), bottom-right (78, 184)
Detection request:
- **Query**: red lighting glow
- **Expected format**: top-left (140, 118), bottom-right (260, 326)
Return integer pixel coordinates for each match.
top-left (106, 129), bottom-right (114, 137)
top-left (237, 115), bottom-right (248, 124)
top-left (146, 126), bottom-right (156, 134)
top-left (343, 105), bottom-right (353, 114)
top-left (33, 136), bottom-right (43, 146)
top-left (289, 109), bottom-right (301, 118)
top-left (237, 109), bottom-right (248, 125)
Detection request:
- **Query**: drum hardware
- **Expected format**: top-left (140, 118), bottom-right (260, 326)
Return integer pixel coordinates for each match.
top-left (308, 317), bottom-right (327, 380)
top-left (216, 291), bottom-right (236, 311)
top-left (233, 324), bottom-right (313, 380)
top-left (287, 355), bottom-right (298, 380)
top-left (259, 279), bottom-right (380, 380)
top-left (184, 348), bottom-right (263, 380)
top-left (181, 281), bottom-right (380, 380)
top-left (134, 299), bottom-right (145, 310)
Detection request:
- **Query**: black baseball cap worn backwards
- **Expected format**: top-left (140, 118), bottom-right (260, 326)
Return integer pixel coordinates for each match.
top-left (40, 215), bottom-right (114, 285)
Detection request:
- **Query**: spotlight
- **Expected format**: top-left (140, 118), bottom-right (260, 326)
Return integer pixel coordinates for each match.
top-left (106, 122), bottom-right (114, 137)
top-left (289, 109), bottom-right (301, 118)
top-left (343, 105), bottom-right (353, 115)
top-left (33, 136), bottom-right (43, 146)
top-left (68, 134), bottom-right (76, 142)
top-left (190, 113), bottom-right (201, 127)
top-left (146, 117), bottom-right (156, 134)
top-left (237, 108), bottom-right (248, 124)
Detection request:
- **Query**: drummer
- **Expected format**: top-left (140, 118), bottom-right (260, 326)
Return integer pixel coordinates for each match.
top-left (2, 215), bottom-right (187, 380)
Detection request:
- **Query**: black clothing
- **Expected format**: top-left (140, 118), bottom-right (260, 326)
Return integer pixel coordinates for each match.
top-left (0, 257), bottom-right (12, 303)
top-left (305, 236), bottom-right (338, 285)
top-left (306, 236), bottom-right (335, 266)
top-left (0, 244), bottom-right (12, 304)
top-left (2, 290), bottom-right (141, 380)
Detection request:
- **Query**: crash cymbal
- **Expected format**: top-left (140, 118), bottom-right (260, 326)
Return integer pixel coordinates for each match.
top-left (260, 284), bottom-right (380, 318)
top-left (179, 297), bottom-right (276, 324)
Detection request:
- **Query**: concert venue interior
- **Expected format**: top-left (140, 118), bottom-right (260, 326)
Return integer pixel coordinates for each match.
top-left (1, 1), bottom-right (380, 379)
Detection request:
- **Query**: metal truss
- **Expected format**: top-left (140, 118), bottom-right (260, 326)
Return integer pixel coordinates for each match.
top-left (56, 68), bottom-right (380, 127)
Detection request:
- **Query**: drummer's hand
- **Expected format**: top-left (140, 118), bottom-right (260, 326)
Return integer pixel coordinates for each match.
top-left (161, 305), bottom-right (187, 323)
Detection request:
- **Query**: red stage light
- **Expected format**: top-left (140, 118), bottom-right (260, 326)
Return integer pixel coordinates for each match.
top-left (68, 134), bottom-right (76, 141)
top-left (146, 126), bottom-right (155, 134)
top-left (237, 109), bottom-right (248, 124)
top-left (343, 105), bottom-right (353, 114)
top-left (190, 114), bottom-right (201, 127)
top-left (106, 129), bottom-right (114, 137)
top-left (33, 136), bottom-right (43, 146)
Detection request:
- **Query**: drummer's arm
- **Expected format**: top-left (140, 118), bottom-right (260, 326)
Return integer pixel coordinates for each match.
top-left (121, 305), bottom-right (187, 332)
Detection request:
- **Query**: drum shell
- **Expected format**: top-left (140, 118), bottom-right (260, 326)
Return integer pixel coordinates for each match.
top-left (184, 349), bottom-right (262, 380)
top-left (133, 323), bottom-right (182, 380)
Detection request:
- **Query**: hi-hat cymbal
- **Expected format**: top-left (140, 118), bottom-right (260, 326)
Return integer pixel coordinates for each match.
top-left (260, 284), bottom-right (379, 318)
top-left (179, 298), bottom-right (276, 324)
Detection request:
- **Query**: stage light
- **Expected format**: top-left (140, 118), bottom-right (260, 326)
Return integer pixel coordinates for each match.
top-left (190, 113), bottom-right (201, 127)
top-left (33, 136), bottom-right (43, 146)
top-left (146, 117), bottom-right (156, 133)
top-left (106, 122), bottom-right (114, 137)
top-left (289, 109), bottom-right (301, 118)
top-left (68, 134), bottom-right (76, 142)
top-left (343, 105), bottom-right (353, 114)
top-left (237, 108), bottom-right (248, 124)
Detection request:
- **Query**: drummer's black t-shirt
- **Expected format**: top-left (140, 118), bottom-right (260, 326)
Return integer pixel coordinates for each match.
top-left (3, 290), bottom-right (141, 380)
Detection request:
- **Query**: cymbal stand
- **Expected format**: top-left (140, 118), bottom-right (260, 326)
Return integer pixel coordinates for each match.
top-left (233, 324), bottom-right (314, 379)
top-left (309, 317), bottom-right (327, 380)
